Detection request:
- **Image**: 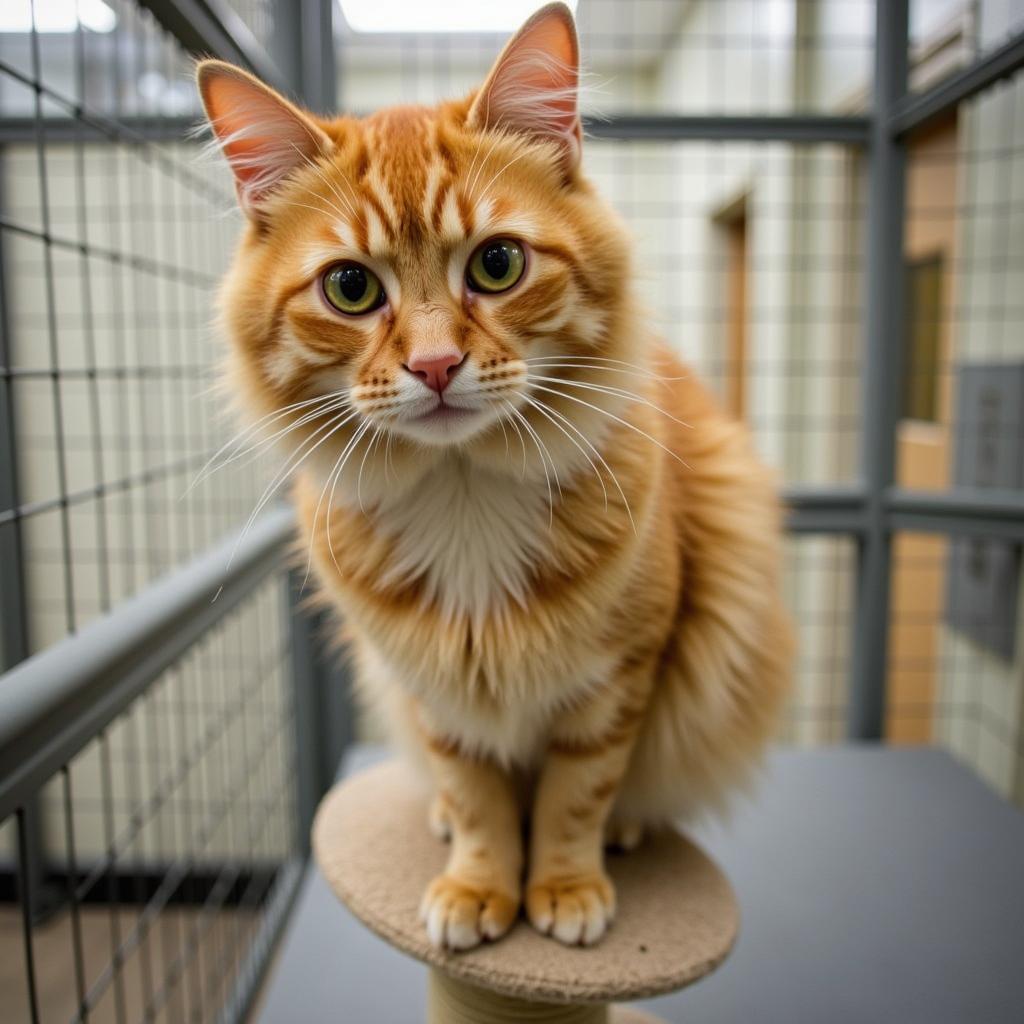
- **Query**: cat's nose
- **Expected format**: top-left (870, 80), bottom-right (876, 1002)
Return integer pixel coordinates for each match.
top-left (405, 350), bottom-right (464, 394)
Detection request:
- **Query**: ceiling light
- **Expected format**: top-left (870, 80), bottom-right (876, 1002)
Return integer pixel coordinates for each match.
top-left (0, 0), bottom-right (117, 33)
top-left (338, 0), bottom-right (578, 34)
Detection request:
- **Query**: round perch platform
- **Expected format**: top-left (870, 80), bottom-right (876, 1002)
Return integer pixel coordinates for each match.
top-left (313, 761), bottom-right (738, 1023)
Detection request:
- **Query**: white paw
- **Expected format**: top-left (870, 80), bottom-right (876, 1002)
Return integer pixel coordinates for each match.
top-left (526, 872), bottom-right (616, 946)
top-left (419, 874), bottom-right (519, 951)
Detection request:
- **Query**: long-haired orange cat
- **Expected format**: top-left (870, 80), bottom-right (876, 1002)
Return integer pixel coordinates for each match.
top-left (198, 2), bottom-right (792, 950)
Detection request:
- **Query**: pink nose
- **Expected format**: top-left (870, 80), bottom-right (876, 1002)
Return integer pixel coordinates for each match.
top-left (405, 351), bottom-right (463, 394)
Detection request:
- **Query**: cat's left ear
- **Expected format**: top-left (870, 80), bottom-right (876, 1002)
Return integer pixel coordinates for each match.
top-left (467, 2), bottom-right (581, 175)
top-left (197, 60), bottom-right (333, 220)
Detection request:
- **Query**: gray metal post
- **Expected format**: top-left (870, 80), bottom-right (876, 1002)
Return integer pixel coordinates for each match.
top-left (270, 0), bottom-right (337, 112)
top-left (847, 0), bottom-right (910, 739)
top-left (0, 156), bottom-right (61, 921)
top-left (300, 0), bottom-right (339, 113)
top-left (278, 0), bottom-right (350, 849)
top-left (287, 571), bottom-right (354, 853)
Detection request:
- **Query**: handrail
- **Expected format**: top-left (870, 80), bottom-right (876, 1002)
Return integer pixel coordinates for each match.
top-left (890, 27), bottom-right (1024, 138)
top-left (0, 507), bottom-right (295, 823)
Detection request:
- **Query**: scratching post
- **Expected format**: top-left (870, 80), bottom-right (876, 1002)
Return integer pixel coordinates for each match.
top-left (313, 762), bottom-right (737, 1023)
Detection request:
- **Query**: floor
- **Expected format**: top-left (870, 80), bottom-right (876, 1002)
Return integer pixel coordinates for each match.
top-left (257, 746), bottom-right (1024, 1024)
top-left (1, 903), bottom-right (257, 1023)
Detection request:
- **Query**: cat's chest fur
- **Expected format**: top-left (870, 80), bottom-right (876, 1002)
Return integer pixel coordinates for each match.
top-left (375, 461), bottom-right (551, 622)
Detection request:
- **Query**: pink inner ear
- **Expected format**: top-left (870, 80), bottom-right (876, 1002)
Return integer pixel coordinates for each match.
top-left (202, 69), bottom-right (326, 209)
top-left (470, 6), bottom-right (581, 165)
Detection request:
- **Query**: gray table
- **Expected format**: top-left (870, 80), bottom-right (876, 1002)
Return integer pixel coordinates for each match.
top-left (257, 746), bottom-right (1024, 1023)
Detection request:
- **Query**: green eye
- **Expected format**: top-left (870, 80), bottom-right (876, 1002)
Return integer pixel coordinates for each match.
top-left (467, 238), bottom-right (525, 294)
top-left (322, 262), bottom-right (385, 315)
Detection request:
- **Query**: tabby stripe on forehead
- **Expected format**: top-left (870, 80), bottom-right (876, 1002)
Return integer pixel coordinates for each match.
top-left (363, 189), bottom-right (398, 243)
top-left (352, 209), bottom-right (370, 254)
top-left (455, 190), bottom-right (474, 237)
top-left (434, 132), bottom-right (458, 175)
top-left (352, 140), bottom-right (370, 182)
top-left (431, 180), bottom-right (451, 234)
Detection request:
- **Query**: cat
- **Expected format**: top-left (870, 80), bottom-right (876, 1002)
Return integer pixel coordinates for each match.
top-left (197, 1), bottom-right (793, 951)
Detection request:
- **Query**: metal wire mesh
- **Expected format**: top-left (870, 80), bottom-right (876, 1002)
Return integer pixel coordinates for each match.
top-left (337, 0), bottom-right (878, 114)
top-left (887, 24), bottom-right (1024, 796)
top-left (0, 4), bottom-right (300, 1022)
top-left (583, 138), bottom-right (864, 487)
top-left (0, 576), bottom-right (299, 1023)
top-left (0, 0), bottom-right (264, 658)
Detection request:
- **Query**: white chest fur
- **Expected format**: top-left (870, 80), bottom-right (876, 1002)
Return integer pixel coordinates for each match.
top-left (375, 460), bottom-right (551, 624)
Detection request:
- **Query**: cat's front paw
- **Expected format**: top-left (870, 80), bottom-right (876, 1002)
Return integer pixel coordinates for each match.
top-left (419, 874), bottom-right (519, 951)
top-left (526, 870), bottom-right (616, 946)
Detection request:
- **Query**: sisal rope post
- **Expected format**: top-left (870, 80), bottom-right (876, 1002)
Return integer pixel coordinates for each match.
top-left (428, 970), bottom-right (608, 1024)
top-left (313, 761), bottom-right (737, 1023)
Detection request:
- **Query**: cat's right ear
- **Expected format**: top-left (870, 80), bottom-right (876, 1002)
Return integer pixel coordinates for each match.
top-left (196, 61), bottom-right (333, 220)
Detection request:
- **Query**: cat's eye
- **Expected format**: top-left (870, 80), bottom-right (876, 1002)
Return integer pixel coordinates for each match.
top-left (466, 238), bottom-right (525, 294)
top-left (322, 262), bottom-right (385, 315)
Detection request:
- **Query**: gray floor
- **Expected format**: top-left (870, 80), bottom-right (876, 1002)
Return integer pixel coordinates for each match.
top-left (257, 746), bottom-right (1024, 1023)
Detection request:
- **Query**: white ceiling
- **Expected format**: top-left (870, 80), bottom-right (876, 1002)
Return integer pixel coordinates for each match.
top-left (334, 0), bottom-right (693, 72)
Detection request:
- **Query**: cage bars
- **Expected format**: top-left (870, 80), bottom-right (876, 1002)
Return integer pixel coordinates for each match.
top-left (847, 0), bottom-right (910, 739)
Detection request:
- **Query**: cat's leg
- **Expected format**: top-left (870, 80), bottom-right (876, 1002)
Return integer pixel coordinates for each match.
top-left (418, 730), bottom-right (522, 951)
top-left (428, 792), bottom-right (452, 841)
top-left (526, 665), bottom-right (654, 946)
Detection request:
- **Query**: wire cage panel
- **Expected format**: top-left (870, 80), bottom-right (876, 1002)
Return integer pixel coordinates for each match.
top-left (897, 61), bottom-right (1024, 497)
top-left (0, 3), bottom-right (278, 660)
top-left (888, 528), bottom-right (1024, 803)
top-left (336, 0), bottom-right (877, 116)
top-left (584, 138), bottom-right (864, 487)
top-left (907, 0), bottom-right (1024, 95)
top-left (0, 571), bottom-right (299, 1024)
top-left (780, 534), bottom-right (858, 746)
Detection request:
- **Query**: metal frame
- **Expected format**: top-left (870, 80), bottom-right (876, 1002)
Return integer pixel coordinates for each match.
top-left (1, 0), bottom-right (1023, 1016)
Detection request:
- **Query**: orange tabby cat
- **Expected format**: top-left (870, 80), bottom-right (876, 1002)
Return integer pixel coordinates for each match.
top-left (198, 2), bottom-right (792, 951)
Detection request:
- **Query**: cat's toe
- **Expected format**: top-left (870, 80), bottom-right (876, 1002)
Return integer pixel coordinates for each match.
top-left (419, 874), bottom-right (518, 951)
top-left (526, 872), bottom-right (616, 947)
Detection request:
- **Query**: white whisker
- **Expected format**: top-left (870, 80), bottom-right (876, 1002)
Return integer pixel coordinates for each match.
top-left (529, 383), bottom-right (691, 470)
top-left (522, 394), bottom-right (607, 510)
top-left (505, 400), bottom-right (559, 528)
top-left (523, 360), bottom-right (688, 383)
top-left (526, 395), bottom-right (637, 536)
top-left (357, 426), bottom-right (384, 514)
top-left (326, 419), bottom-right (374, 573)
top-left (473, 149), bottom-right (531, 217)
top-left (523, 355), bottom-right (689, 381)
top-left (528, 375), bottom-right (691, 428)
top-left (196, 394), bottom-right (352, 488)
top-left (501, 402), bottom-right (529, 476)
top-left (228, 406), bottom-right (359, 571)
top-left (287, 140), bottom-right (358, 220)
top-left (186, 390), bottom-right (346, 495)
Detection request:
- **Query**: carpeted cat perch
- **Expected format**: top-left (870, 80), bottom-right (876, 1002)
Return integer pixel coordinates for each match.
top-left (313, 761), bottom-right (737, 1023)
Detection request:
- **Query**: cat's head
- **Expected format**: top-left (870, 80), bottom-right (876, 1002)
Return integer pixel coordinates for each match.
top-left (199, 2), bottom-right (638, 498)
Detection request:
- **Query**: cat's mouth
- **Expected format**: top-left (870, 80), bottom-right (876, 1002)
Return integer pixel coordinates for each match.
top-left (390, 397), bottom-right (498, 446)
top-left (413, 404), bottom-right (478, 424)
top-left (409, 393), bottom-right (485, 421)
